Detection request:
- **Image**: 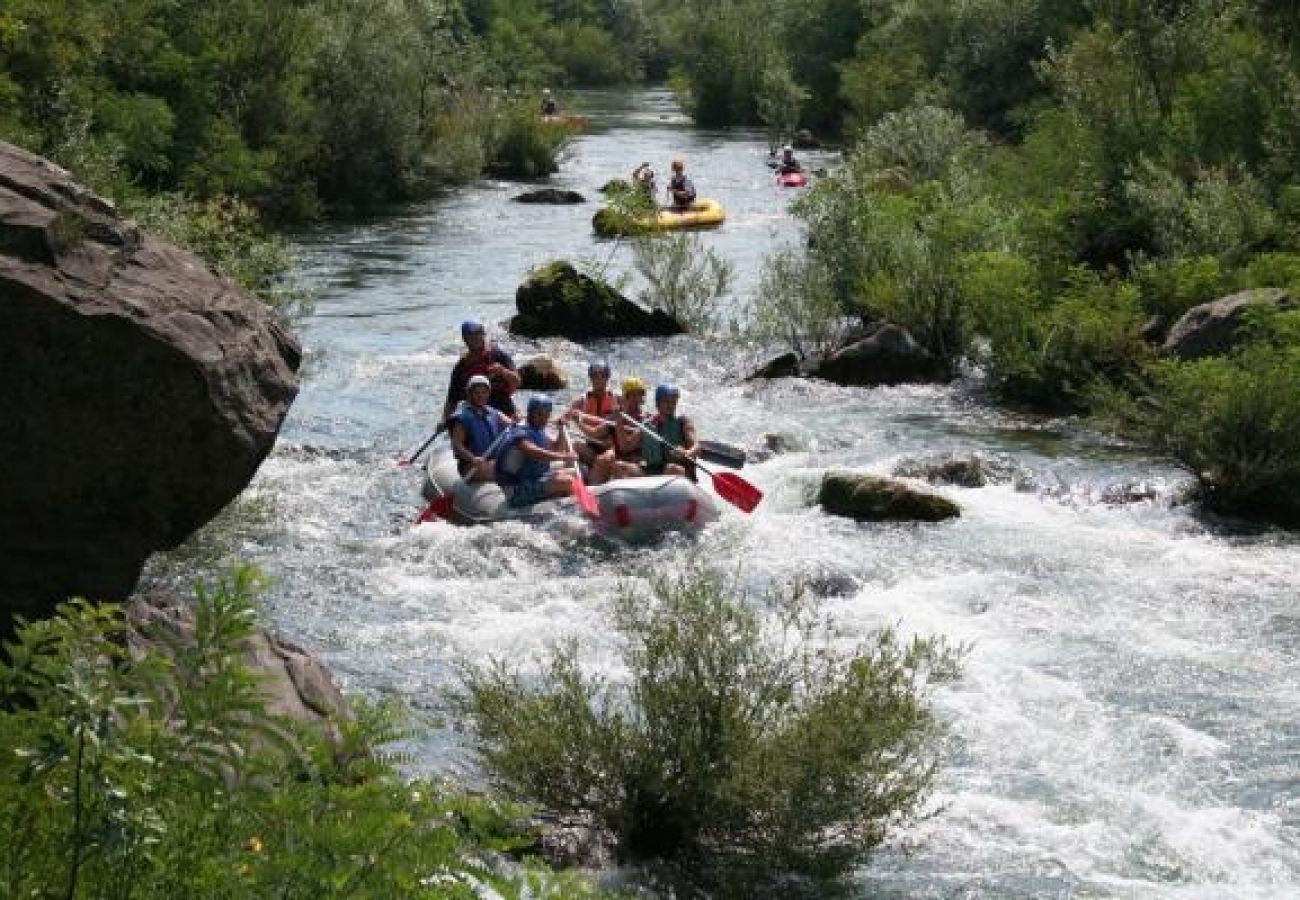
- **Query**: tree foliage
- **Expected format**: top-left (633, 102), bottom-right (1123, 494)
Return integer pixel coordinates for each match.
top-left (458, 564), bottom-right (957, 896)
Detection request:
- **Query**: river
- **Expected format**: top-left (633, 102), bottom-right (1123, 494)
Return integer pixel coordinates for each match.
top-left (158, 88), bottom-right (1300, 897)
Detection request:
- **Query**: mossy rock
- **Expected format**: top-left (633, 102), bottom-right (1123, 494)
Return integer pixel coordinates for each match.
top-left (819, 472), bottom-right (961, 523)
top-left (511, 260), bottom-right (684, 340)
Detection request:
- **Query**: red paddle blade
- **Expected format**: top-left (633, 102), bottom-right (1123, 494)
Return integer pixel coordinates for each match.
top-left (710, 471), bottom-right (763, 513)
top-left (572, 475), bottom-right (600, 517)
top-left (416, 493), bottom-right (455, 523)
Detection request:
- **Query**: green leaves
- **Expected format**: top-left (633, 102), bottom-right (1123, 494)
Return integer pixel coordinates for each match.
top-left (459, 564), bottom-right (958, 895)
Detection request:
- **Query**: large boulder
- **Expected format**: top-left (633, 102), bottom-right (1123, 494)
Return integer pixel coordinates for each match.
top-left (819, 472), bottom-right (961, 523)
top-left (518, 355), bottom-right (568, 390)
top-left (1161, 288), bottom-right (1296, 360)
top-left (810, 324), bottom-right (945, 386)
top-left (0, 140), bottom-right (300, 632)
top-left (510, 260), bottom-right (685, 340)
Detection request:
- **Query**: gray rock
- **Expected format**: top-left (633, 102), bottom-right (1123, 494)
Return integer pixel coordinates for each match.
top-left (746, 351), bottom-right (801, 380)
top-left (1161, 288), bottom-right (1295, 360)
top-left (0, 140), bottom-right (299, 634)
top-left (819, 472), bottom-right (961, 522)
top-left (812, 324), bottom-right (945, 386)
top-left (513, 188), bottom-right (585, 205)
top-left (893, 452), bottom-right (1018, 488)
top-left (126, 591), bottom-right (350, 754)
top-left (510, 260), bottom-right (685, 340)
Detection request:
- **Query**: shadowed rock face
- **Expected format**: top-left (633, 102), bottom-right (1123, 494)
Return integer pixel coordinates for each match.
top-left (0, 140), bottom-right (300, 630)
top-left (1161, 288), bottom-right (1295, 360)
top-left (819, 472), bottom-right (961, 523)
top-left (510, 260), bottom-right (684, 340)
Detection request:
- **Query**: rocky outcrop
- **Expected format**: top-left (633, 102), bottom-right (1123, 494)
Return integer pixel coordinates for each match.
top-left (510, 260), bottom-right (685, 340)
top-left (1161, 288), bottom-right (1295, 360)
top-left (519, 356), bottom-right (568, 390)
top-left (0, 140), bottom-right (300, 633)
top-left (812, 325), bottom-right (944, 386)
top-left (127, 591), bottom-right (349, 753)
top-left (746, 324), bottom-right (946, 386)
top-left (513, 188), bottom-right (585, 205)
top-left (819, 472), bottom-right (961, 523)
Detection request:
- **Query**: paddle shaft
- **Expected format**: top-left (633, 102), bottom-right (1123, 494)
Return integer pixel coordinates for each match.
top-left (399, 423), bottom-right (446, 467)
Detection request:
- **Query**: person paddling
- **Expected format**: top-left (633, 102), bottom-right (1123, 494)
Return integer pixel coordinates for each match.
top-left (631, 162), bottom-right (656, 200)
top-left (609, 376), bottom-right (651, 478)
top-left (778, 144), bottom-right (802, 174)
top-left (493, 395), bottom-right (578, 507)
top-left (642, 383), bottom-right (698, 477)
top-left (667, 157), bottom-right (696, 210)
top-left (448, 374), bottom-right (510, 482)
top-left (442, 319), bottom-right (521, 421)
top-left (567, 359), bottom-right (621, 484)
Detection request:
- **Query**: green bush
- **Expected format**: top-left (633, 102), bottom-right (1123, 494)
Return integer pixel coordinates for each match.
top-left (1109, 309), bottom-right (1300, 524)
top-left (631, 232), bottom-right (734, 332)
top-left (981, 267), bottom-right (1150, 411)
top-left (458, 565), bottom-right (957, 896)
top-left (0, 567), bottom-right (602, 899)
top-left (485, 99), bottom-right (574, 179)
top-left (751, 245), bottom-right (851, 357)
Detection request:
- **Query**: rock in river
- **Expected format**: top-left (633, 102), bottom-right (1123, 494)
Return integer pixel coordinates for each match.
top-left (819, 472), bottom-right (961, 523)
top-left (0, 139), bottom-right (300, 633)
top-left (510, 259), bottom-right (685, 340)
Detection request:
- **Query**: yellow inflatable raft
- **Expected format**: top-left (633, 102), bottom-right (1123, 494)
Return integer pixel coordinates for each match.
top-left (593, 198), bottom-right (726, 237)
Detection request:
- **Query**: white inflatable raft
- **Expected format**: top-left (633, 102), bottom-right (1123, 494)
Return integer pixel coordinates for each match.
top-left (423, 438), bottom-right (719, 535)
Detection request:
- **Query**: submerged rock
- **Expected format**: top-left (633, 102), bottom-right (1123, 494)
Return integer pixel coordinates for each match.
top-left (513, 188), bottom-right (585, 205)
top-left (1161, 288), bottom-right (1295, 360)
top-left (0, 139), bottom-right (299, 632)
top-left (893, 452), bottom-right (1018, 488)
top-left (819, 472), bottom-right (961, 522)
top-left (510, 260), bottom-right (685, 340)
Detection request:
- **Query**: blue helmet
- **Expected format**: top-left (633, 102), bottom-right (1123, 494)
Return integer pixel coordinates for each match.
top-left (461, 319), bottom-right (485, 338)
top-left (588, 358), bottom-right (611, 376)
top-left (527, 394), bottom-right (554, 416)
top-left (655, 383), bottom-right (680, 403)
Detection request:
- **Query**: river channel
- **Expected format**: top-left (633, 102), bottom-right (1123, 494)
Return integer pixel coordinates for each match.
top-left (160, 88), bottom-right (1300, 897)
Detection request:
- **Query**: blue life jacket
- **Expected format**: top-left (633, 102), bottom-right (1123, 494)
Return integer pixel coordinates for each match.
top-left (493, 424), bottom-right (551, 487)
top-left (454, 404), bottom-right (503, 456)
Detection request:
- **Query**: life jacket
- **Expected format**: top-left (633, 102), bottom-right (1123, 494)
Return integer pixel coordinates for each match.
top-left (641, 414), bottom-right (686, 467)
top-left (454, 403), bottom-right (504, 456)
top-left (462, 348), bottom-right (517, 396)
top-left (614, 410), bottom-right (646, 459)
top-left (493, 424), bottom-right (551, 487)
top-left (581, 391), bottom-right (618, 417)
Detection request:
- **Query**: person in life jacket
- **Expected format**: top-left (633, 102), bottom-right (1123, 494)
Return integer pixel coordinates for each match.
top-left (667, 157), bottom-right (696, 210)
top-left (610, 376), bottom-right (651, 478)
top-left (567, 359), bottom-right (622, 483)
top-left (641, 383), bottom-right (698, 477)
top-left (493, 394), bottom-right (579, 508)
top-left (778, 144), bottom-right (801, 174)
top-left (442, 319), bottom-right (521, 421)
top-left (448, 374), bottom-right (510, 481)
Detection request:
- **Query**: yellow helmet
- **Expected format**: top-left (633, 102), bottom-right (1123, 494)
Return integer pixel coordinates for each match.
top-left (621, 376), bottom-right (647, 395)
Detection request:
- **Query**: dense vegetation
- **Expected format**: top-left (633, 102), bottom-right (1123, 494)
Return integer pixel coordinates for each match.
top-left (0, 568), bottom-right (604, 898)
top-left (459, 565), bottom-right (958, 896)
top-left (741, 1), bottom-right (1300, 524)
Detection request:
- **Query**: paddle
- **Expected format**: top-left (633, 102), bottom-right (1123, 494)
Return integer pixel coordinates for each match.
top-left (621, 414), bottom-right (763, 513)
top-left (560, 422), bottom-right (600, 517)
top-left (397, 423), bottom-right (445, 467)
top-left (415, 419), bottom-right (511, 524)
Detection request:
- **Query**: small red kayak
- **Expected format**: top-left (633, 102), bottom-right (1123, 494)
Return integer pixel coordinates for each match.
top-left (777, 170), bottom-right (807, 188)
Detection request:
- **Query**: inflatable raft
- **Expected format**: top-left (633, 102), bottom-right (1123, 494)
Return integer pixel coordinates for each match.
top-left (777, 170), bottom-right (807, 187)
top-left (592, 198), bottom-right (726, 237)
top-left (423, 439), bottom-right (719, 536)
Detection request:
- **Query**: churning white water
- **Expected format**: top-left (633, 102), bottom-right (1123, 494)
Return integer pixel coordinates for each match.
top-left (163, 89), bottom-right (1300, 897)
